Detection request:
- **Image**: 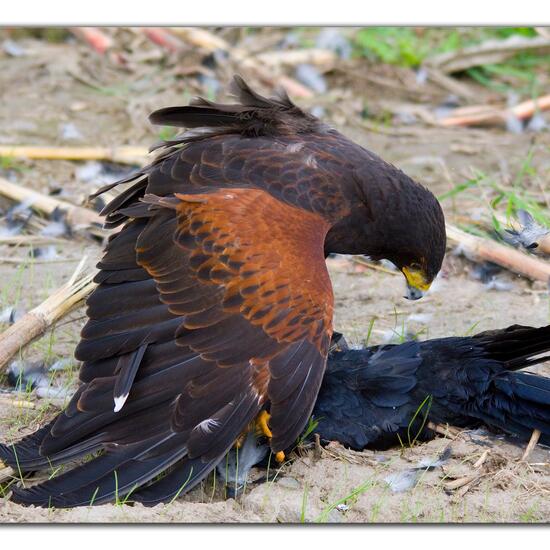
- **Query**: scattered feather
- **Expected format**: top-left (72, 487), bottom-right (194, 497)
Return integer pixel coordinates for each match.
top-left (278, 33), bottom-right (300, 50)
top-left (295, 64), bottom-right (327, 94)
top-left (407, 313), bottom-right (433, 325)
top-left (315, 28), bottom-right (351, 59)
top-left (39, 207), bottom-right (71, 238)
top-left (415, 445), bottom-right (452, 470)
top-left (197, 74), bottom-right (221, 96)
top-left (76, 161), bottom-right (135, 186)
top-left (469, 261), bottom-right (502, 284)
top-left (48, 358), bottom-right (76, 372)
top-left (35, 386), bottom-right (74, 401)
top-left (0, 306), bottom-right (25, 324)
top-left (415, 67), bottom-right (428, 85)
top-left (0, 198), bottom-right (34, 236)
top-left (75, 161), bottom-right (103, 183)
top-left (310, 106), bottom-right (325, 118)
top-left (59, 122), bottom-right (83, 141)
top-left (384, 469), bottom-right (419, 493)
top-left (433, 95), bottom-right (460, 119)
top-left (503, 209), bottom-right (549, 251)
top-left (379, 259), bottom-right (398, 271)
top-left (394, 111), bottom-right (417, 125)
top-left (7, 360), bottom-right (49, 391)
top-left (484, 276), bottom-right (514, 292)
top-left (505, 113), bottom-right (523, 134)
top-left (217, 429), bottom-right (269, 497)
top-left (2, 39), bottom-right (26, 57)
top-left (30, 245), bottom-right (59, 261)
top-left (526, 113), bottom-right (548, 133)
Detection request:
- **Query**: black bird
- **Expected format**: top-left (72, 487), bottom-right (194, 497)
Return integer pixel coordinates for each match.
top-left (314, 325), bottom-right (550, 451)
top-left (192, 324), bottom-right (550, 498)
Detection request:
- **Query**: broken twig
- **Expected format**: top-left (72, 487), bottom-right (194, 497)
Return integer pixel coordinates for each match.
top-left (427, 422), bottom-right (461, 439)
top-left (0, 257), bottom-right (97, 374)
top-left (521, 429), bottom-right (542, 462)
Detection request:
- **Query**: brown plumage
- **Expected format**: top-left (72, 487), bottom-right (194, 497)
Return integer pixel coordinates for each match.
top-left (1, 75), bottom-right (446, 507)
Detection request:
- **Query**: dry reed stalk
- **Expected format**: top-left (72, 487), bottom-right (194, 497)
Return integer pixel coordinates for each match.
top-left (0, 177), bottom-right (106, 238)
top-left (427, 422), bottom-right (461, 438)
top-left (439, 94), bottom-right (550, 127)
top-left (160, 27), bottom-right (315, 98)
top-left (0, 145), bottom-right (147, 165)
top-left (0, 466), bottom-right (14, 483)
top-left (142, 28), bottom-right (186, 53)
top-left (0, 257), bottom-right (98, 374)
top-left (0, 395), bottom-right (35, 410)
top-left (168, 27), bottom-right (232, 52)
top-left (0, 235), bottom-right (65, 246)
top-left (444, 474), bottom-right (480, 490)
top-left (446, 223), bottom-right (550, 283)
top-left (70, 27), bottom-right (113, 54)
top-left (351, 256), bottom-right (400, 276)
top-left (254, 49), bottom-right (337, 68)
top-left (0, 256), bottom-right (83, 265)
top-left (426, 35), bottom-right (550, 75)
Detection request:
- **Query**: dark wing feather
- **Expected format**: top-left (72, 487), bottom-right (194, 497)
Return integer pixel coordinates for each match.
top-left (4, 75), bottom-right (343, 507)
top-left (139, 188), bottom-right (333, 455)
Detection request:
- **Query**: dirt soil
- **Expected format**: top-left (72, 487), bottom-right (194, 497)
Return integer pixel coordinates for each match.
top-left (1, 34), bottom-right (550, 523)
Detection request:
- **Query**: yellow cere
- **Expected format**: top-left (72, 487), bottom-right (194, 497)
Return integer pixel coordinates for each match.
top-left (402, 266), bottom-right (431, 292)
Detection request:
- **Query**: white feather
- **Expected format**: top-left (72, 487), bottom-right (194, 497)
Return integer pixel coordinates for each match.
top-left (113, 394), bottom-right (129, 413)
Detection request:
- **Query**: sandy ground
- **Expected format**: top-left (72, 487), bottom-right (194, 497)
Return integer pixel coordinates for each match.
top-left (1, 34), bottom-right (550, 523)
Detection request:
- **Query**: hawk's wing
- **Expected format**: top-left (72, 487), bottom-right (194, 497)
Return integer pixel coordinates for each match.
top-left (4, 75), bottom-right (341, 508)
top-left (7, 187), bottom-right (333, 507)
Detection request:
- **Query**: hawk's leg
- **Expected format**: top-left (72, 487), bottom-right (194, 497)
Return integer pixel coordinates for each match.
top-left (255, 411), bottom-right (285, 463)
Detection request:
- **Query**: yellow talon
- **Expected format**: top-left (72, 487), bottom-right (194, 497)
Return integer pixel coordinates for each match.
top-left (234, 432), bottom-right (246, 449)
top-left (256, 410), bottom-right (273, 439)
top-left (255, 411), bottom-right (284, 463)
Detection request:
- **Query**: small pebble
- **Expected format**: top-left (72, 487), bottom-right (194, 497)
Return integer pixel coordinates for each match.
top-left (277, 477), bottom-right (301, 490)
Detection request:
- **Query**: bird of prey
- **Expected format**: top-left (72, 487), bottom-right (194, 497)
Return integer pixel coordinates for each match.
top-left (315, 325), bottom-right (550, 450)
top-left (1, 76), bottom-right (446, 507)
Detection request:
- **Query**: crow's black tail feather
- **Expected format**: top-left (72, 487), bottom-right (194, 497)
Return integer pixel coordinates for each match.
top-left (473, 370), bottom-right (550, 446)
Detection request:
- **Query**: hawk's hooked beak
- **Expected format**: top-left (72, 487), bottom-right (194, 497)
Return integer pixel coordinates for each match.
top-left (402, 266), bottom-right (431, 301)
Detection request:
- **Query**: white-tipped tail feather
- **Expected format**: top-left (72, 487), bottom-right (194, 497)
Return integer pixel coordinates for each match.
top-left (113, 394), bottom-right (129, 413)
